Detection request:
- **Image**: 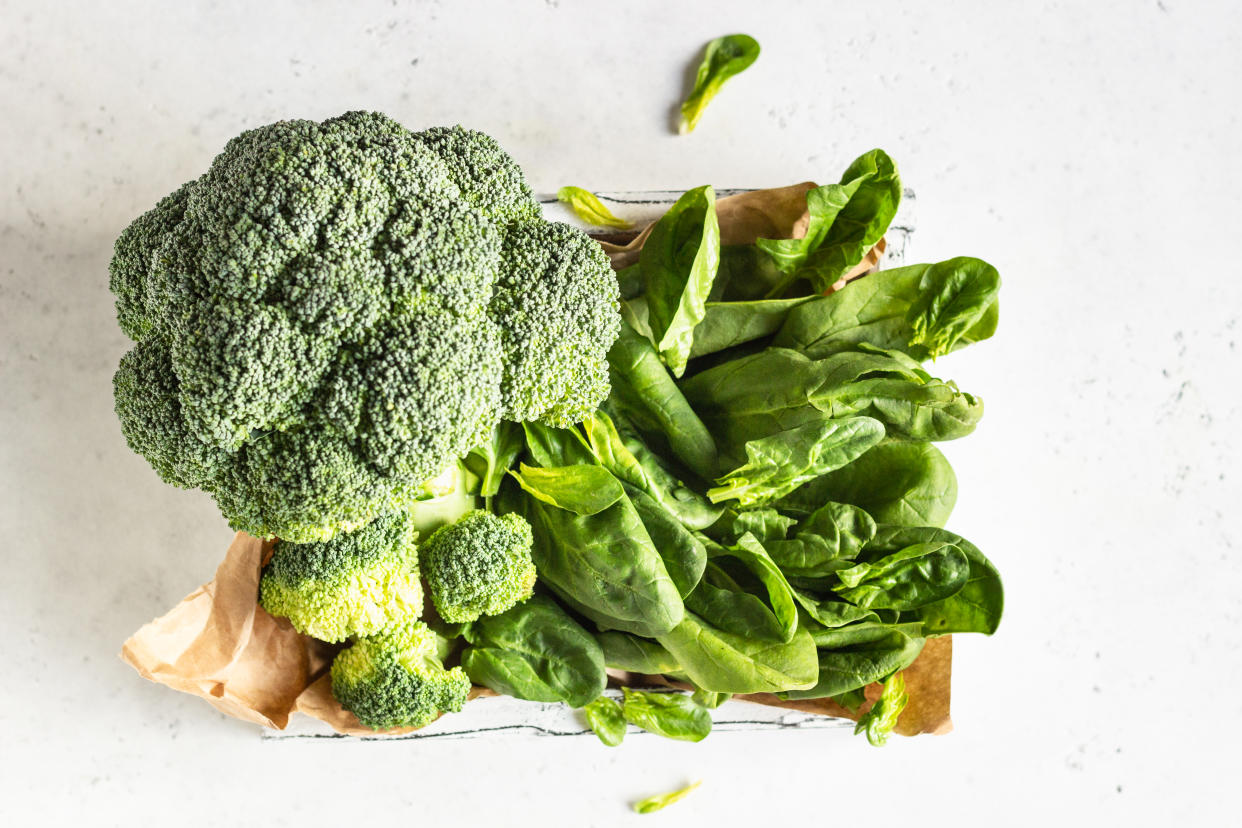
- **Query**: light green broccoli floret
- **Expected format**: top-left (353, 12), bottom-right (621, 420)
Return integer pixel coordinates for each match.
top-left (110, 111), bottom-right (620, 543)
top-left (420, 510), bottom-right (537, 623)
top-left (331, 621), bottom-right (471, 730)
top-left (258, 511), bottom-right (422, 642)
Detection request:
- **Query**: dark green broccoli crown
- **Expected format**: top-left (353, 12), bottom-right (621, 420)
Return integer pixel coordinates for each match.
top-left (330, 621), bottom-right (471, 730)
top-left (258, 511), bottom-right (422, 642)
top-left (111, 112), bottom-right (619, 542)
top-left (420, 510), bottom-right (537, 623)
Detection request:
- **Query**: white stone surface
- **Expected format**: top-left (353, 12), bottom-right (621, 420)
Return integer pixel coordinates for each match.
top-left (2, 0), bottom-right (1239, 824)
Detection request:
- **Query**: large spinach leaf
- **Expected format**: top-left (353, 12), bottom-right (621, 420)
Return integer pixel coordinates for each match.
top-left (460, 595), bottom-right (606, 708)
top-left (834, 541), bottom-right (969, 610)
top-left (764, 500), bottom-right (876, 578)
top-left (688, 296), bottom-right (814, 359)
top-left (597, 631), bottom-right (681, 674)
top-left (657, 610), bottom-right (818, 694)
top-left (783, 621), bottom-right (925, 700)
top-left (625, 483), bottom-right (707, 598)
top-left (641, 185), bottom-right (720, 377)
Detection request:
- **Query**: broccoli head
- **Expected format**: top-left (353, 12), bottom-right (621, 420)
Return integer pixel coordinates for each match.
top-left (420, 510), bottom-right (537, 623)
top-left (258, 510), bottom-right (422, 643)
top-left (331, 621), bottom-right (471, 730)
top-left (111, 111), bottom-right (619, 542)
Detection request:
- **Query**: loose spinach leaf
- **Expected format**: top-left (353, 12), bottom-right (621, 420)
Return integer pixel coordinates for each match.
top-left (707, 416), bottom-right (885, 506)
top-left (462, 421), bottom-right (524, 498)
top-left (854, 671), bottom-right (909, 747)
top-left (557, 186), bottom-right (633, 229)
top-left (834, 541), bottom-right (970, 611)
top-left (597, 631), bottom-right (682, 675)
top-left (678, 34), bottom-right (760, 134)
top-left (621, 688), bottom-right (712, 742)
top-left (657, 610), bottom-right (818, 694)
top-left (608, 320), bottom-right (719, 478)
top-left (869, 525), bottom-right (1003, 635)
top-left (689, 296), bottom-right (814, 359)
top-left (764, 500), bottom-right (876, 577)
top-left (633, 780), bottom-right (703, 814)
top-left (510, 463), bottom-right (624, 515)
top-left (774, 256), bottom-right (1001, 360)
top-left (583, 695), bottom-right (628, 747)
top-left (783, 621), bottom-right (925, 700)
top-left (625, 484), bottom-right (708, 598)
top-left (777, 441), bottom-right (958, 528)
top-left (641, 185), bottom-right (721, 376)
top-left (515, 482), bottom-right (685, 638)
top-left (460, 595), bottom-right (606, 708)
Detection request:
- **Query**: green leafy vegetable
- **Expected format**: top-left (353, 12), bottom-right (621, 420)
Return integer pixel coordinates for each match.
top-left (583, 695), bottom-right (628, 746)
top-left (640, 185), bottom-right (721, 377)
top-left (679, 34), bottom-right (760, 134)
top-left (557, 186), bottom-right (634, 229)
top-left (510, 463), bottom-right (624, 515)
top-left (784, 622), bottom-right (925, 700)
top-left (763, 501), bottom-right (876, 578)
top-left (621, 688), bottom-right (712, 741)
top-left (658, 611), bottom-right (818, 694)
top-left (834, 541), bottom-right (970, 611)
top-left (854, 672), bottom-right (909, 746)
top-left (462, 422), bottom-right (525, 498)
top-left (633, 780), bottom-right (703, 814)
top-left (598, 631), bottom-right (682, 674)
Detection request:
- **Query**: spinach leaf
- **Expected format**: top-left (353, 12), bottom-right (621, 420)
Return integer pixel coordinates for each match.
top-left (460, 595), bottom-right (606, 708)
top-left (608, 320), bottom-right (719, 478)
top-left (678, 34), bottom-right (760, 134)
top-left (713, 534), bottom-right (800, 641)
top-left (633, 780), bottom-right (702, 814)
top-left (625, 484), bottom-right (707, 598)
top-left (869, 525), bottom-right (1004, 635)
top-left (705, 507), bottom-right (797, 544)
top-left (688, 296), bottom-right (814, 359)
top-left (516, 481), bottom-right (685, 638)
top-left (657, 610), bottom-right (818, 693)
top-left (462, 421), bottom-right (524, 497)
top-left (522, 421), bottom-right (595, 467)
top-left (783, 621), bottom-right (925, 700)
top-left (686, 560), bottom-right (790, 643)
top-left (707, 416), bottom-right (885, 506)
top-left (791, 589), bottom-right (880, 628)
top-left (597, 631), bottom-right (682, 675)
top-left (557, 186), bottom-right (633, 229)
top-left (854, 671), bottom-right (908, 747)
top-left (616, 263), bottom-right (644, 300)
top-left (835, 541), bottom-right (969, 611)
top-left (757, 149), bottom-right (901, 294)
top-left (583, 695), bottom-right (628, 747)
top-left (777, 441), bottom-right (958, 528)
top-left (510, 463), bottom-right (623, 515)
top-left (764, 501), bottom-right (876, 578)
top-left (774, 256), bottom-right (1001, 360)
top-left (621, 688), bottom-right (712, 741)
top-left (691, 688), bottom-right (731, 709)
top-left (713, 243), bottom-right (786, 301)
top-left (641, 185), bottom-right (720, 376)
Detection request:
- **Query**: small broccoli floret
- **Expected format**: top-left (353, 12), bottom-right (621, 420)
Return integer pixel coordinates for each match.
top-left (331, 621), bottom-right (471, 730)
top-left (420, 510), bottom-right (537, 623)
top-left (258, 511), bottom-right (422, 642)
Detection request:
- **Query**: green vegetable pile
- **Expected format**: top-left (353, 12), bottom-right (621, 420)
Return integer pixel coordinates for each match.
top-left (112, 111), bottom-right (1001, 745)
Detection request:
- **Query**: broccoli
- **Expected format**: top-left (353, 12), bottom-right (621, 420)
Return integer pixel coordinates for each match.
top-left (111, 111), bottom-right (619, 542)
top-left (420, 510), bottom-right (537, 623)
top-left (258, 510), bottom-right (422, 643)
top-left (331, 621), bottom-right (471, 730)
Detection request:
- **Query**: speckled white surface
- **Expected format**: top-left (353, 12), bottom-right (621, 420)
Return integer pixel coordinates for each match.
top-left (2, 0), bottom-right (1240, 824)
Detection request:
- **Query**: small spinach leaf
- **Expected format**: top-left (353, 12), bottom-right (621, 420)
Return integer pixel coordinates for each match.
top-left (834, 541), bottom-right (969, 611)
top-left (678, 34), bottom-right (760, 134)
top-left (854, 671), bottom-right (909, 747)
top-left (633, 780), bottom-right (703, 814)
top-left (621, 688), bottom-right (712, 742)
top-left (557, 186), bottom-right (633, 229)
top-left (583, 695), bottom-right (628, 747)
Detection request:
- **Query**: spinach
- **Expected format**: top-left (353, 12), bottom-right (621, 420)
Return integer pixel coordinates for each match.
top-left (607, 320), bottom-right (719, 478)
top-left (688, 296), bottom-right (813, 359)
top-left (691, 688), bottom-right (731, 709)
top-left (783, 622), bottom-right (925, 700)
top-left (657, 610), bottom-right (818, 693)
top-left (706, 507), bottom-right (796, 544)
top-left (522, 421), bottom-right (596, 467)
top-left (510, 463), bottom-right (623, 515)
top-left (460, 595), bottom-right (606, 708)
top-left (706, 416), bottom-right (885, 506)
top-left (632, 780), bottom-right (703, 814)
top-left (621, 688), bottom-right (712, 741)
top-left (774, 257), bottom-right (1001, 360)
top-left (764, 501), bottom-right (876, 578)
top-left (686, 560), bottom-right (791, 643)
top-left (757, 149), bottom-right (901, 294)
top-left (678, 34), bottom-right (760, 134)
top-left (597, 631), bottom-right (682, 674)
top-left (641, 185), bottom-right (721, 376)
top-left (777, 440), bottom-right (958, 528)
top-left (791, 590), bottom-right (880, 628)
top-left (557, 186), bottom-right (633, 229)
top-left (583, 695), bottom-right (628, 747)
top-left (625, 484), bottom-right (707, 598)
top-left (834, 541), bottom-right (970, 611)
top-left (462, 421), bottom-right (524, 498)
top-left (869, 525), bottom-right (1004, 635)
top-left (854, 671), bottom-right (909, 747)
top-left (713, 243), bottom-right (786, 301)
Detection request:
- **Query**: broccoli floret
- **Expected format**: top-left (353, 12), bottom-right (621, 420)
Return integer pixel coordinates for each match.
top-left (331, 621), bottom-right (471, 730)
top-left (420, 510), bottom-right (537, 623)
top-left (110, 111), bottom-right (620, 542)
top-left (258, 511), bottom-right (422, 643)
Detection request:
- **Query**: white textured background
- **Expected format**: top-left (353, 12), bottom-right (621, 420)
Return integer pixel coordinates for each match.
top-left (2, 0), bottom-right (1239, 824)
